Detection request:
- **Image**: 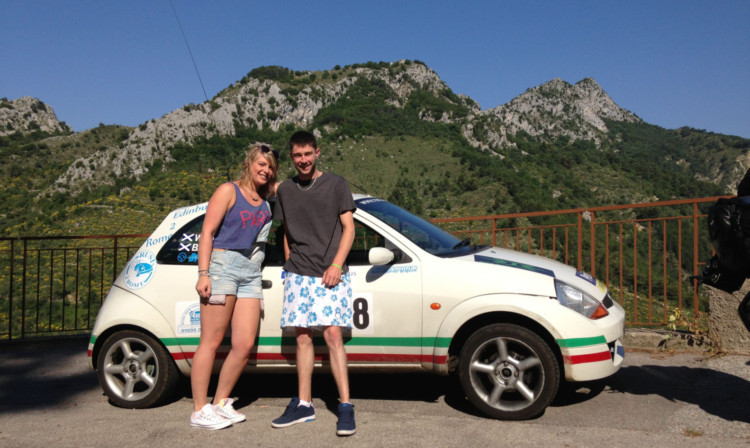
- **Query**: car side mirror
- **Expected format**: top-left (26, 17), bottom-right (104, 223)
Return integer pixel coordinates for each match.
top-left (368, 247), bottom-right (395, 266)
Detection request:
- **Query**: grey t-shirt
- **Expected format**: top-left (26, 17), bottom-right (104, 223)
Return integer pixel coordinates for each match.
top-left (274, 172), bottom-right (356, 277)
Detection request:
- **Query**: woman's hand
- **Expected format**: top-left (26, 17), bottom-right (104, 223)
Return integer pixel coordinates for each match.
top-left (196, 275), bottom-right (211, 298)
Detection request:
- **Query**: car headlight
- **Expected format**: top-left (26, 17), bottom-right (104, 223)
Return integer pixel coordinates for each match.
top-left (554, 280), bottom-right (609, 319)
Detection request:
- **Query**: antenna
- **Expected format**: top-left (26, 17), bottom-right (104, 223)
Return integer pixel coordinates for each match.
top-left (166, 0), bottom-right (231, 181)
top-left (167, 0), bottom-right (209, 104)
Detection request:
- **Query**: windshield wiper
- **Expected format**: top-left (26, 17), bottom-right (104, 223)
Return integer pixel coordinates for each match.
top-left (451, 238), bottom-right (472, 250)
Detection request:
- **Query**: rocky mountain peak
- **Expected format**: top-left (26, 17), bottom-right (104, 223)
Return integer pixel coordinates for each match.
top-left (475, 77), bottom-right (641, 149)
top-left (25, 62), bottom-right (647, 195)
top-left (0, 97), bottom-right (71, 136)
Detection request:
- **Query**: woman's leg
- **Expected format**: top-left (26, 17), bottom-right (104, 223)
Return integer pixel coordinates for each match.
top-left (191, 296), bottom-right (236, 411)
top-left (213, 297), bottom-right (261, 402)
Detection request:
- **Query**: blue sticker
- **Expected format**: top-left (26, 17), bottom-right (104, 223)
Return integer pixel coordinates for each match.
top-left (576, 271), bottom-right (597, 286)
top-left (369, 265), bottom-right (418, 275)
top-left (124, 251), bottom-right (157, 289)
top-left (474, 255), bottom-right (555, 278)
top-left (177, 252), bottom-right (188, 262)
top-left (177, 302), bottom-right (201, 335)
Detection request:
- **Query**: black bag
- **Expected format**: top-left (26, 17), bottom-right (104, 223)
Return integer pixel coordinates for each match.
top-left (707, 196), bottom-right (750, 278)
top-left (739, 291), bottom-right (750, 333)
top-left (700, 255), bottom-right (747, 293)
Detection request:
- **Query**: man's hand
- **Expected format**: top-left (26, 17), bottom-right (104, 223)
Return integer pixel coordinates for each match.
top-left (322, 265), bottom-right (342, 287)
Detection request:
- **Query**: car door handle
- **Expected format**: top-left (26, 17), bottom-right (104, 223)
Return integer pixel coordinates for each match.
top-left (262, 280), bottom-right (272, 289)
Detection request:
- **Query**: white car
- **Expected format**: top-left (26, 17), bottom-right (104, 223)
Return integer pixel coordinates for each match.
top-left (88, 195), bottom-right (625, 420)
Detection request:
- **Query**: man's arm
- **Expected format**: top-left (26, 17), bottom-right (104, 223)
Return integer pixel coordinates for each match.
top-left (322, 210), bottom-right (355, 287)
top-left (283, 222), bottom-right (290, 261)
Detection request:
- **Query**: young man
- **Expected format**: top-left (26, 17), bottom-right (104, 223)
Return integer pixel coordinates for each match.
top-left (271, 130), bottom-right (357, 436)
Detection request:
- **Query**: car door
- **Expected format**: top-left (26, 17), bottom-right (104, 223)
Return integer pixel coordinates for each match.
top-left (344, 214), bottom-right (424, 367)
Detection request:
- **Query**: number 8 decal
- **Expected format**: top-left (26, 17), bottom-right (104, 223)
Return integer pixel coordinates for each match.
top-left (351, 292), bottom-right (374, 334)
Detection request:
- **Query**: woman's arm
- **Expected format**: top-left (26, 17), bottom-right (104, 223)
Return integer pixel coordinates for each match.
top-left (195, 183), bottom-right (234, 298)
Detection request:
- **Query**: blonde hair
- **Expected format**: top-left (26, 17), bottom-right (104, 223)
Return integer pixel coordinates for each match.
top-left (239, 143), bottom-right (277, 199)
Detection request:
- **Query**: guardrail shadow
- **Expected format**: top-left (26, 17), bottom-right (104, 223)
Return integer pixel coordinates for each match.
top-left (605, 362), bottom-right (750, 423)
top-left (0, 336), bottom-right (100, 415)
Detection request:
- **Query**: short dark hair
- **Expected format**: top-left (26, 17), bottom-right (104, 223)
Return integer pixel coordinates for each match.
top-left (289, 130), bottom-right (317, 151)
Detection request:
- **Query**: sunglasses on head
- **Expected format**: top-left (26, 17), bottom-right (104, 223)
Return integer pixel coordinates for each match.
top-left (260, 145), bottom-right (279, 160)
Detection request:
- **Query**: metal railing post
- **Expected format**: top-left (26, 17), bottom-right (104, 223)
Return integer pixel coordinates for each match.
top-left (8, 239), bottom-right (14, 340)
top-left (577, 212), bottom-right (583, 271)
top-left (693, 202), bottom-right (700, 323)
top-left (20, 239), bottom-right (28, 339)
top-left (590, 211), bottom-right (596, 277)
top-left (113, 236), bottom-right (119, 282)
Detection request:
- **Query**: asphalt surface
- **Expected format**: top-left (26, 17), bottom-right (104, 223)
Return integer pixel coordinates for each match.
top-left (0, 336), bottom-right (748, 448)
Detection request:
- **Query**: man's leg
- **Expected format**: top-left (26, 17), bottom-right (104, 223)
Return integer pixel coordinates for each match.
top-left (323, 325), bottom-right (350, 403)
top-left (296, 327), bottom-right (315, 402)
top-left (324, 325), bottom-right (356, 436)
top-left (271, 326), bottom-right (317, 428)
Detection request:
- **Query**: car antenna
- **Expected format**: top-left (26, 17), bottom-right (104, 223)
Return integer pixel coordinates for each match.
top-left (349, 181), bottom-right (369, 195)
top-left (167, 0), bottom-right (232, 182)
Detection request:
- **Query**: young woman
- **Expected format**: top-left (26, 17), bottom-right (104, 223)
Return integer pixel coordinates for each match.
top-left (190, 144), bottom-right (278, 429)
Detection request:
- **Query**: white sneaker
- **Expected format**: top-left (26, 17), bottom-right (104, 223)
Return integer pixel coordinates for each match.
top-left (190, 404), bottom-right (233, 430)
top-left (213, 398), bottom-right (246, 423)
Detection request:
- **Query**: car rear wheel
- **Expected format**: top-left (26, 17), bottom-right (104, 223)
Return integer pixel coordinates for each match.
top-left (97, 330), bottom-right (180, 408)
top-left (458, 323), bottom-right (559, 420)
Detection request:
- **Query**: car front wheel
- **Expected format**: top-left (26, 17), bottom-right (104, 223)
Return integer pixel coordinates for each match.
top-left (96, 330), bottom-right (180, 408)
top-left (458, 323), bottom-right (560, 420)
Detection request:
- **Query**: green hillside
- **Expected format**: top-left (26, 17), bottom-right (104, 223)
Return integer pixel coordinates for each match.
top-left (1, 63), bottom-right (747, 238)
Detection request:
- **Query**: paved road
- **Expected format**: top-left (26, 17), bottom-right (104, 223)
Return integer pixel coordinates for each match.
top-left (0, 337), bottom-right (748, 447)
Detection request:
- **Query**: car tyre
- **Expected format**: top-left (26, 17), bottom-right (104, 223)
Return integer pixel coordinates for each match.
top-left (458, 323), bottom-right (559, 420)
top-left (97, 330), bottom-right (180, 408)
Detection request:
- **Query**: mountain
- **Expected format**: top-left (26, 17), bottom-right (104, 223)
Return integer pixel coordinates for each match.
top-left (0, 97), bottom-right (71, 136)
top-left (1, 60), bottom-right (748, 237)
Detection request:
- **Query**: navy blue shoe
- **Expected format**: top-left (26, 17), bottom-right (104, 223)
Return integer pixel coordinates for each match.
top-left (271, 398), bottom-right (315, 428)
top-left (336, 403), bottom-right (356, 436)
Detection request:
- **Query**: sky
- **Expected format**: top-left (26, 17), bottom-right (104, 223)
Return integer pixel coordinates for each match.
top-left (2, 1), bottom-right (749, 138)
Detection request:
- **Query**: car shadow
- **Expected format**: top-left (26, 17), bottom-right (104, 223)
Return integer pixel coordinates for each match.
top-left (604, 363), bottom-right (750, 423)
top-left (6, 337), bottom-right (748, 425)
top-left (185, 371), bottom-right (482, 418)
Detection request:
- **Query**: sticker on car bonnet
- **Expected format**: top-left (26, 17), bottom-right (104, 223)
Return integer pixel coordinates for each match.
top-left (474, 255), bottom-right (555, 277)
top-left (576, 270), bottom-right (607, 292)
top-left (123, 251), bottom-right (157, 289)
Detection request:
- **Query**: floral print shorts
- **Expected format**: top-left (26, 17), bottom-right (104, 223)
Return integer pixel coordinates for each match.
top-left (281, 271), bottom-right (353, 328)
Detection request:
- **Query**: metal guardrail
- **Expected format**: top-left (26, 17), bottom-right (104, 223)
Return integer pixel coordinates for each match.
top-left (0, 196), bottom-right (729, 339)
top-left (433, 196), bottom-right (730, 327)
top-left (0, 234), bottom-right (147, 339)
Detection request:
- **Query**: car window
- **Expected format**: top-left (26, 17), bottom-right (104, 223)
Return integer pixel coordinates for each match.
top-left (347, 219), bottom-right (407, 265)
top-left (156, 215), bottom-right (204, 265)
top-left (355, 198), bottom-right (466, 256)
top-left (156, 215), bottom-right (285, 267)
top-left (263, 220), bottom-right (285, 266)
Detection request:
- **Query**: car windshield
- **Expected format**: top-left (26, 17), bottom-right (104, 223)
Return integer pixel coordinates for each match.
top-left (355, 197), bottom-right (476, 257)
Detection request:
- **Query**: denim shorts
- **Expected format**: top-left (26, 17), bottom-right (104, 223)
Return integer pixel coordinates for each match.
top-left (208, 247), bottom-right (264, 298)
